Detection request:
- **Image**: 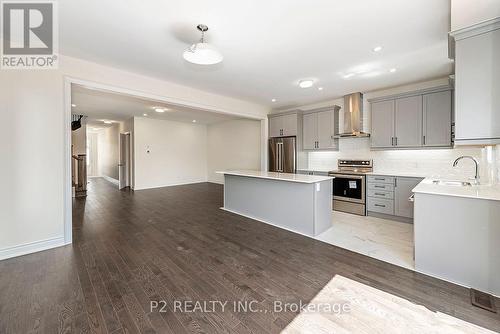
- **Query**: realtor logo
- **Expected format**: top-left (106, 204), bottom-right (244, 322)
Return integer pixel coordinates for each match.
top-left (1, 1), bottom-right (58, 69)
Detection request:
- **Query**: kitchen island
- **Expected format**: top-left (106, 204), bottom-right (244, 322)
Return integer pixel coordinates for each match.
top-left (413, 179), bottom-right (500, 296)
top-left (217, 170), bottom-right (333, 237)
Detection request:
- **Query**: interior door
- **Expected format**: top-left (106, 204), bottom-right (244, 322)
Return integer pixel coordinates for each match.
top-left (119, 133), bottom-right (130, 189)
top-left (281, 137), bottom-right (296, 173)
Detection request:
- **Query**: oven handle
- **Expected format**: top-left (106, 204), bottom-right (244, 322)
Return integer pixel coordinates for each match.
top-left (330, 174), bottom-right (365, 180)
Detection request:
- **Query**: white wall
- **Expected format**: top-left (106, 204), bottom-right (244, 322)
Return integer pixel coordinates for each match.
top-left (97, 124), bottom-right (120, 180)
top-left (207, 119), bottom-right (262, 184)
top-left (0, 71), bottom-right (65, 257)
top-left (451, 0), bottom-right (500, 31)
top-left (133, 117), bottom-right (208, 190)
top-left (0, 55), bottom-right (268, 259)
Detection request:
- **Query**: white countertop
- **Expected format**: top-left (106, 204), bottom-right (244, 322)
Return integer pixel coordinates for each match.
top-left (216, 170), bottom-right (333, 184)
top-left (413, 178), bottom-right (500, 201)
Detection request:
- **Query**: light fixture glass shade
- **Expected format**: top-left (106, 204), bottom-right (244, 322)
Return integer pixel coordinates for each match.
top-left (183, 42), bottom-right (223, 65)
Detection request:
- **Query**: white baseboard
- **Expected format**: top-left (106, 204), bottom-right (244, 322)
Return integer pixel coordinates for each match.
top-left (0, 236), bottom-right (66, 261)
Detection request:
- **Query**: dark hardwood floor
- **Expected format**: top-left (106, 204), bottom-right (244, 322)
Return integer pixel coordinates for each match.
top-left (1, 178), bottom-right (499, 333)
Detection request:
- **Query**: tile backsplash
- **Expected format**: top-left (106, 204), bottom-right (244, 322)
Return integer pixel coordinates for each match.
top-left (308, 138), bottom-right (499, 183)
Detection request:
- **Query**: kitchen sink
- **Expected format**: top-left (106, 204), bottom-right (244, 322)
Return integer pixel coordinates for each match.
top-left (432, 180), bottom-right (473, 187)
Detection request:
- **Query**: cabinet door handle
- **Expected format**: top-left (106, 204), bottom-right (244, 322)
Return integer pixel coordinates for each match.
top-left (374, 204), bottom-right (386, 208)
top-left (423, 135), bottom-right (426, 145)
top-left (395, 137), bottom-right (398, 146)
top-left (391, 137), bottom-right (394, 146)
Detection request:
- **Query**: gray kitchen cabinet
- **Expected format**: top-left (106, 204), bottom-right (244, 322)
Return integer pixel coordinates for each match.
top-left (368, 175), bottom-right (423, 221)
top-left (317, 110), bottom-right (336, 149)
top-left (423, 90), bottom-right (452, 147)
top-left (302, 113), bottom-right (317, 149)
top-left (268, 113), bottom-right (298, 137)
top-left (451, 21), bottom-right (500, 145)
top-left (394, 95), bottom-right (422, 147)
top-left (394, 177), bottom-right (423, 218)
top-left (302, 107), bottom-right (339, 150)
top-left (269, 117), bottom-right (282, 137)
top-left (370, 86), bottom-right (453, 150)
top-left (281, 113), bottom-right (298, 136)
top-left (371, 100), bottom-right (394, 148)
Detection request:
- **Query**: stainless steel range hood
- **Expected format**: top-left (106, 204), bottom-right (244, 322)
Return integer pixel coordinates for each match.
top-left (336, 92), bottom-right (370, 138)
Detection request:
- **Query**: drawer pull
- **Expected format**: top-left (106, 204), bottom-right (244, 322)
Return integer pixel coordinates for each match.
top-left (374, 185), bottom-right (385, 188)
top-left (374, 204), bottom-right (386, 207)
top-left (374, 178), bottom-right (385, 180)
top-left (374, 193), bottom-right (385, 196)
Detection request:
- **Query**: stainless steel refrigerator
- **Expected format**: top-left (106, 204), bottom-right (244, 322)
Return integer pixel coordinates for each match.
top-left (268, 137), bottom-right (296, 173)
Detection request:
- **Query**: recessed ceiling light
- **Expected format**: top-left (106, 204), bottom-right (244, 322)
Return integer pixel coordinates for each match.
top-left (143, 113), bottom-right (148, 116)
top-left (271, 98), bottom-right (277, 102)
top-left (103, 120), bottom-right (112, 124)
top-left (92, 128), bottom-right (99, 131)
top-left (318, 87), bottom-right (324, 91)
top-left (154, 108), bottom-right (165, 113)
top-left (299, 80), bottom-right (314, 88)
top-left (373, 46), bottom-right (383, 52)
top-left (192, 120), bottom-right (197, 123)
top-left (389, 68), bottom-right (397, 73)
top-left (343, 73), bottom-right (355, 79)
top-left (71, 104), bottom-right (76, 107)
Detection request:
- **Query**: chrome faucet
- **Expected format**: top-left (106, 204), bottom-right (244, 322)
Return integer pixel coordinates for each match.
top-left (453, 156), bottom-right (480, 185)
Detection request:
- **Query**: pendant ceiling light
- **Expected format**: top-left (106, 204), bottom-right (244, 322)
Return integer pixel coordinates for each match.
top-left (183, 24), bottom-right (223, 65)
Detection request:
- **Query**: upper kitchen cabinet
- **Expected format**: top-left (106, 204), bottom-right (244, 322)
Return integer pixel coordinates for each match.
top-left (423, 90), bottom-right (453, 147)
top-left (394, 96), bottom-right (422, 148)
top-left (369, 86), bottom-right (453, 150)
top-left (451, 18), bottom-right (500, 145)
top-left (370, 100), bottom-right (394, 148)
top-left (268, 112), bottom-right (299, 137)
top-left (302, 106), bottom-right (340, 150)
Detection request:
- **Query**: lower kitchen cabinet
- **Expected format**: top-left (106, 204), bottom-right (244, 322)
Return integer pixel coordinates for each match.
top-left (367, 175), bottom-right (424, 221)
top-left (394, 177), bottom-right (422, 218)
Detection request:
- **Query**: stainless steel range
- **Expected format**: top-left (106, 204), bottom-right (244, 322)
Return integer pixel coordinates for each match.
top-left (328, 159), bottom-right (373, 216)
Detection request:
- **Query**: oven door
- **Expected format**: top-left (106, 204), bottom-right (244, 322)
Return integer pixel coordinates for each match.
top-left (331, 174), bottom-right (365, 204)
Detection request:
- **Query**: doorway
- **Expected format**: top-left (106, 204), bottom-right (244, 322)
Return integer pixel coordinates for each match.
top-left (119, 133), bottom-right (131, 189)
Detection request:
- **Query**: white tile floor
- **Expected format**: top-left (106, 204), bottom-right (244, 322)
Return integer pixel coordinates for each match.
top-left (316, 211), bottom-right (415, 269)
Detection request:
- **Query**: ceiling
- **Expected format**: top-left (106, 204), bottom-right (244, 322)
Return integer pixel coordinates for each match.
top-left (61, 0), bottom-right (452, 109)
top-left (71, 84), bottom-right (242, 126)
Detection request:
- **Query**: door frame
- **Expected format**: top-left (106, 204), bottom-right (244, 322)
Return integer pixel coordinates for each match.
top-left (63, 76), bottom-right (267, 245)
top-left (118, 132), bottom-right (131, 189)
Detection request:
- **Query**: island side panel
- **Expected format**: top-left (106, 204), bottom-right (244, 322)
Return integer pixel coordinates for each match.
top-left (414, 192), bottom-right (500, 296)
top-left (223, 174), bottom-right (315, 236)
top-left (313, 180), bottom-right (333, 236)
